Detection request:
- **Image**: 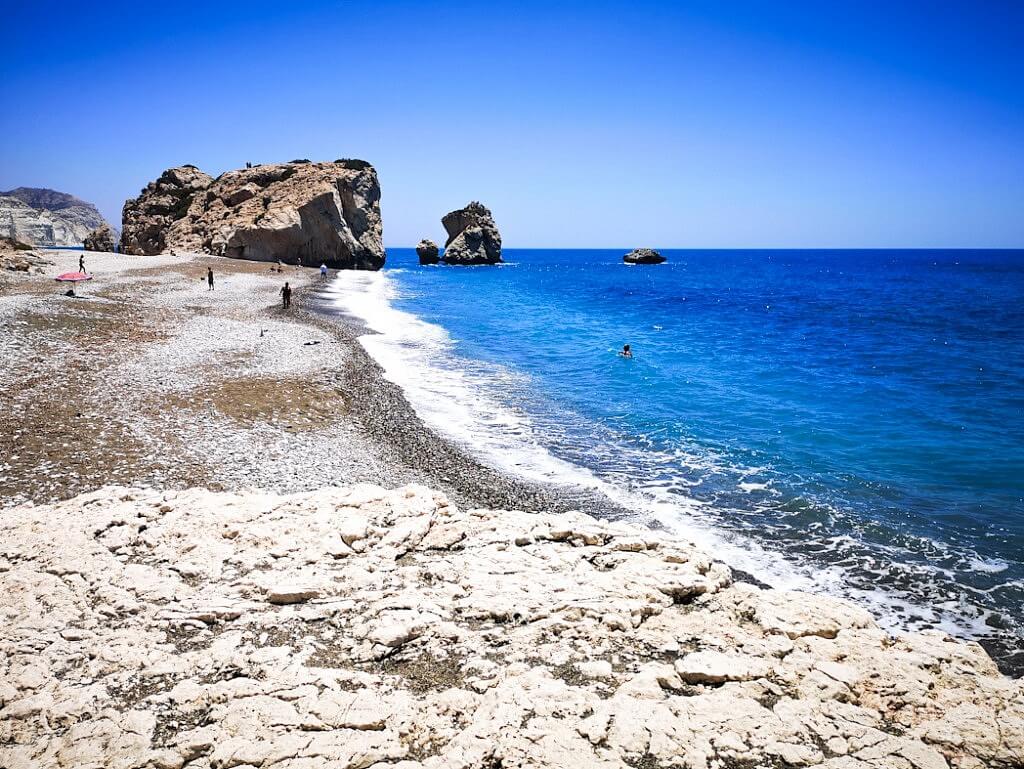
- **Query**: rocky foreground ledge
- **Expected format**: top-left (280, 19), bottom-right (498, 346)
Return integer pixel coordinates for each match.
top-left (1, 487), bottom-right (1021, 769)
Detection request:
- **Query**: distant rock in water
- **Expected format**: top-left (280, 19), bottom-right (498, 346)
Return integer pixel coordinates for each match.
top-left (416, 238), bottom-right (440, 265)
top-left (84, 223), bottom-right (117, 252)
top-left (0, 187), bottom-right (110, 247)
top-left (120, 160), bottom-right (385, 270)
top-left (624, 248), bottom-right (666, 264)
top-left (441, 202), bottom-right (502, 265)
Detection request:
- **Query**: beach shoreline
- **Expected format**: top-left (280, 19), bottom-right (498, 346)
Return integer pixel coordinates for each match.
top-left (1, 249), bottom-right (1020, 677)
top-left (0, 248), bottom-right (666, 517)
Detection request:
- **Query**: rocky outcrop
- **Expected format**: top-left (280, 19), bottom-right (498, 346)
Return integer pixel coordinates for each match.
top-left (441, 201), bottom-right (502, 264)
top-left (83, 223), bottom-right (117, 252)
top-left (0, 188), bottom-right (110, 247)
top-left (120, 160), bottom-right (385, 270)
top-left (1, 483), bottom-right (1021, 769)
top-left (624, 248), bottom-right (665, 264)
top-left (0, 235), bottom-right (49, 273)
top-left (119, 166), bottom-right (216, 256)
top-left (416, 238), bottom-right (440, 265)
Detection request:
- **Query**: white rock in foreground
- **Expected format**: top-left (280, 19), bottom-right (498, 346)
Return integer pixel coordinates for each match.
top-left (0, 484), bottom-right (1021, 769)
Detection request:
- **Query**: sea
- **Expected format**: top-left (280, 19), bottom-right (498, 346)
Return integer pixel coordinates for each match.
top-left (327, 248), bottom-right (1024, 674)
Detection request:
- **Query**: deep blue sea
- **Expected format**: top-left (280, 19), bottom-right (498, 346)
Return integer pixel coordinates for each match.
top-left (330, 248), bottom-right (1024, 672)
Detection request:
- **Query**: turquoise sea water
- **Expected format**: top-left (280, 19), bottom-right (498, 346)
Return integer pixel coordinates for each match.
top-left (330, 248), bottom-right (1024, 673)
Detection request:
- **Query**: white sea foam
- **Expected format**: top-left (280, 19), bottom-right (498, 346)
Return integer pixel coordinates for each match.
top-left (967, 557), bottom-right (1009, 574)
top-left (738, 481), bottom-right (769, 492)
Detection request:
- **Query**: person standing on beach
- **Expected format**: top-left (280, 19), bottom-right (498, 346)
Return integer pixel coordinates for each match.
top-left (320, 263), bottom-right (328, 281)
top-left (280, 282), bottom-right (292, 309)
top-left (207, 267), bottom-right (215, 291)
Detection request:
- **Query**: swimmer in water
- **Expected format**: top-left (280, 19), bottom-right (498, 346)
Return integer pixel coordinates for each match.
top-left (620, 344), bottom-right (633, 358)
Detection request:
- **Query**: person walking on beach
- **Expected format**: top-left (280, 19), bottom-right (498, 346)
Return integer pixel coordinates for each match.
top-left (320, 263), bottom-right (328, 281)
top-left (78, 254), bottom-right (85, 273)
top-left (207, 267), bottom-right (215, 291)
top-left (280, 281), bottom-right (292, 309)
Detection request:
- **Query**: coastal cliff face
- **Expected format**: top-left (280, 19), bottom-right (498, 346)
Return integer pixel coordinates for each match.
top-left (442, 201), bottom-right (502, 264)
top-left (121, 160), bottom-right (385, 270)
top-left (0, 187), bottom-right (109, 247)
top-left (1, 484), bottom-right (1020, 769)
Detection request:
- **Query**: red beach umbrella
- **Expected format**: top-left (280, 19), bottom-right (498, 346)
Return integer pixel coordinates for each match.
top-left (55, 271), bottom-right (92, 295)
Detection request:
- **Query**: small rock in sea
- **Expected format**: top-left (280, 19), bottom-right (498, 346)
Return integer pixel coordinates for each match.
top-left (416, 239), bottom-right (440, 265)
top-left (623, 247), bottom-right (666, 264)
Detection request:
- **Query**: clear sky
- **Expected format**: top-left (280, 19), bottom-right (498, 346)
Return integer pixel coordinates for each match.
top-left (2, 1), bottom-right (1022, 248)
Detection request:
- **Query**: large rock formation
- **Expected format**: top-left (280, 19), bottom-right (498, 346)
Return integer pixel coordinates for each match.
top-left (624, 248), bottom-right (666, 264)
top-left (416, 238), bottom-right (440, 265)
top-left (0, 187), bottom-right (110, 247)
top-left (1, 483), bottom-right (1021, 769)
top-left (441, 201), bottom-right (502, 264)
top-left (83, 223), bottom-right (117, 252)
top-left (120, 160), bottom-right (385, 270)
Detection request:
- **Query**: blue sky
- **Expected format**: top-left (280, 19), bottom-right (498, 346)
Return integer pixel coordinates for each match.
top-left (2, 1), bottom-right (1022, 247)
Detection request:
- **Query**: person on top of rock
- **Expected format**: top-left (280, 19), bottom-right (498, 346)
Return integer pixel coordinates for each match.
top-left (619, 344), bottom-right (633, 358)
top-left (207, 267), bottom-right (215, 291)
top-left (320, 263), bottom-right (328, 281)
top-left (280, 282), bottom-right (292, 309)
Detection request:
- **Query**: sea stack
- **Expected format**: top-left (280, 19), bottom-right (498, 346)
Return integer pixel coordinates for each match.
top-left (416, 238), bottom-right (440, 265)
top-left (120, 159), bottom-right (385, 270)
top-left (83, 223), bottom-right (117, 252)
top-left (441, 201), bottom-right (502, 265)
top-left (624, 248), bottom-right (666, 264)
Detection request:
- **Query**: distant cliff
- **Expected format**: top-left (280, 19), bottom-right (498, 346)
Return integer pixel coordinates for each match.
top-left (0, 187), bottom-right (111, 247)
top-left (121, 160), bottom-right (385, 270)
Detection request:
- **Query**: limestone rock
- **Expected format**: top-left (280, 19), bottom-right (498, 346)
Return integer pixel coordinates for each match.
top-left (623, 248), bottom-right (665, 264)
top-left (83, 223), bottom-right (117, 253)
top-left (0, 483), bottom-right (1019, 769)
top-left (120, 159), bottom-right (385, 270)
top-left (0, 235), bottom-right (49, 273)
top-left (416, 238), bottom-right (440, 265)
top-left (0, 187), bottom-right (110, 247)
top-left (673, 650), bottom-right (772, 683)
top-left (441, 201), bottom-right (502, 264)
